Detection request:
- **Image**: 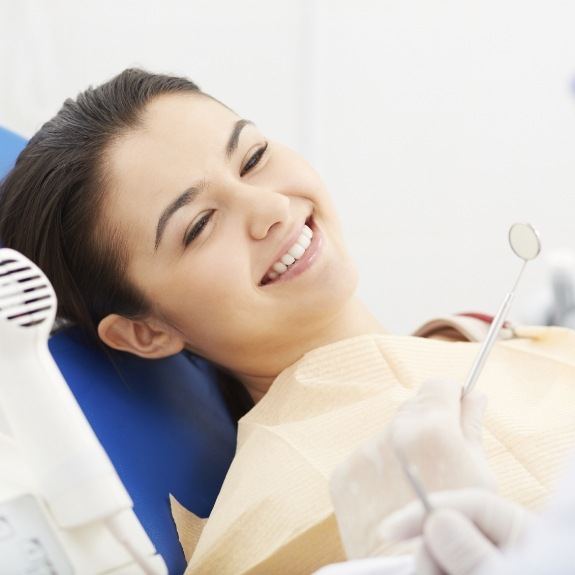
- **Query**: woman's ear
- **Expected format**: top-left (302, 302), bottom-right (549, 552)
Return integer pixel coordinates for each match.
top-left (97, 313), bottom-right (185, 359)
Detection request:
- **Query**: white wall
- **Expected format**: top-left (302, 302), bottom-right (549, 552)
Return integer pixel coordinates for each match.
top-left (2, 0), bottom-right (574, 333)
top-left (0, 0), bottom-right (308, 151)
top-left (312, 0), bottom-right (575, 333)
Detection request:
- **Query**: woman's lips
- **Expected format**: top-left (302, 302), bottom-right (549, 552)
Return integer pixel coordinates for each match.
top-left (260, 217), bottom-right (322, 287)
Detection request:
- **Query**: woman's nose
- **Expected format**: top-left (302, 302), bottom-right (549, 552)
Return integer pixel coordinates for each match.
top-left (234, 185), bottom-right (291, 240)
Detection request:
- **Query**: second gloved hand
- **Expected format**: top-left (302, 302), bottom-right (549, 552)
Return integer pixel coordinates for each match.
top-left (378, 488), bottom-right (533, 575)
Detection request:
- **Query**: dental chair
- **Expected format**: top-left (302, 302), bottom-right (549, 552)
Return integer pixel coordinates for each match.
top-left (0, 126), bottom-right (244, 573)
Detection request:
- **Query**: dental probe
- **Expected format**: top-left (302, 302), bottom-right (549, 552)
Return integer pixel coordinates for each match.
top-left (461, 223), bottom-right (541, 398)
top-left (392, 436), bottom-right (434, 515)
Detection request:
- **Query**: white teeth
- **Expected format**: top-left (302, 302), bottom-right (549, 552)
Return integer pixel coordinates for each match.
top-left (288, 243), bottom-right (305, 260)
top-left (297, 235), bottom-right (311, 249)
top-left (285, 227), bottom-right (314, 261)
top-left (263, 223), bottom-right (315, 284)
top-left (273, 262), bottom-right (288, 274)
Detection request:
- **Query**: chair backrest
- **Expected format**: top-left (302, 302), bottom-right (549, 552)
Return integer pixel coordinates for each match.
top-left (1, 126), bottom-right (239, 574)
top-left (0, 127), bottom-right (26, 175)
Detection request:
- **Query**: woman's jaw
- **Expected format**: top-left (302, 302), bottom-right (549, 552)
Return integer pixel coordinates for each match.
top-left (235, 296), bottom-right (387, 403)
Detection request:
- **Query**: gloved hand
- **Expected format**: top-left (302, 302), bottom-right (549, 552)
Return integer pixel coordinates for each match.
top-left (386, 378), bottom-right (495, 493)
top-left (330, 379), bottom-right (495, 559)
top-left (378, 488), bottom-right (533, 575)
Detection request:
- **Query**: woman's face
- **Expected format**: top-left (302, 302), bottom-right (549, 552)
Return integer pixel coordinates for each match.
top-left (101, 92), bottom-right (358, 379)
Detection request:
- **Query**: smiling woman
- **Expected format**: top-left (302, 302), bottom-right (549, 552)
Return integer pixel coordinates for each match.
top-left (0, 69), bottom-right (378, 402)
top-left (1, 69), bottom-right (574, 575)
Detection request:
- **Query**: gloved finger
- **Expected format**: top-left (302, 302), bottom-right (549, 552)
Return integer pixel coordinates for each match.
top-left (392, 379), bottom-right (463, 441)
top-left (377, 488), bottom-right (527, 545)
top-left (377, 498), bottom-right (428, 543)
top-left (412, 379), bottom-right (463, 416)
top-left (376, 490), bottom-right (492, 544)
top-left (460, 391), bottom-right (488, 448)
top-left (414, 541), bottom-right (444, 575)
top-left (424, 509), bottom-right (502, 575)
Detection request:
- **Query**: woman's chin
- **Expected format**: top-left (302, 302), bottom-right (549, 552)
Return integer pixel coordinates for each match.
top-left (300, 256), bottom-right (359, 318)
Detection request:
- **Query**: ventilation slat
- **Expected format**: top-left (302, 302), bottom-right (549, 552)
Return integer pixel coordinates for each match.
top-left (0, 289), bottom-right (53, 311)
top-left (0, 282), bottom-right (51, 302)
top-left (0, 268), bottom-right (40, 286)
top-left (0, 261), bottom-right (32, 276)
top-left (1, 300), bottom-right (55, 320)
top-left (13, 311), bottom-right (53, 327)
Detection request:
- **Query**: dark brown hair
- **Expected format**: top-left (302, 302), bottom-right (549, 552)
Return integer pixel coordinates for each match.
top-left (0, 68), bottom-right (203, 339)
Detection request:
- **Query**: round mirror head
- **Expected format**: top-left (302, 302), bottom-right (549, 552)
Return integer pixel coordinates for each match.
top-left (509, 223), bottom-right (541, 261)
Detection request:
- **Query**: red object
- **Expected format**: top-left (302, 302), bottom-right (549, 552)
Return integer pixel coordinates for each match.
top-left (456, 312), bottom-right (510, 329)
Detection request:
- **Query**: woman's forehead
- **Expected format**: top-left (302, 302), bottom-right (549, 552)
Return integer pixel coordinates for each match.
top-left (107, 93), bottom-right (238, 187)
top-left (102, 93), bottom-right (240, 254)
top-left (140, 92), bottom-right (239, 148)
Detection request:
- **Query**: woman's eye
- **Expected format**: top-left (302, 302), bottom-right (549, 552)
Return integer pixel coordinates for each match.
top-left (183, 211), bottom-right (214, 247)
top-left (240, 142), bottom-right (268, 177)
top-left (182, 143), bottom-right (268, 248)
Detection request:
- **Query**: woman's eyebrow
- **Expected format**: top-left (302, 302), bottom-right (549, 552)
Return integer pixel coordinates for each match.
top-left (155, 183), bottom-right (206, 250)
top-left (225, 119), bottom-right (254, 159)
top-left (154, 118), bottom-right (254, 251)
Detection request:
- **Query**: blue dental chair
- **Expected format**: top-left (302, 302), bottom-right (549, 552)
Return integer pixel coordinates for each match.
top-left (0, 126), bottom-right (246, 574)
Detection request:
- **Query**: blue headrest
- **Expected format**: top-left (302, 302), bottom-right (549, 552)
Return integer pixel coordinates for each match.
top-left (1, 126), bottom-right (242, 573)
top-left (0, 127), bottom-right (26, 175)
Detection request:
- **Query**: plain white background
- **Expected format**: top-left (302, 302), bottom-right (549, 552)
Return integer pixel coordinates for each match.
top-left (2, 0), bottom-right (574, 333)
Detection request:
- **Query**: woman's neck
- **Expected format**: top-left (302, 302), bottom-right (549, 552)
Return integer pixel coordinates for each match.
top-left (238, 297), bottom-right (386, 403)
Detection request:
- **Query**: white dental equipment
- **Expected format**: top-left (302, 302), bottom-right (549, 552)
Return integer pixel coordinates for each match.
top-left (0, 248), bottom-right (166, 574)
top-left (461, 223), bottom-right (541, 397)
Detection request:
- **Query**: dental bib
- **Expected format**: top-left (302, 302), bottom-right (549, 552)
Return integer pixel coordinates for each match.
top-left (174, 320), bottom-right (575, 574)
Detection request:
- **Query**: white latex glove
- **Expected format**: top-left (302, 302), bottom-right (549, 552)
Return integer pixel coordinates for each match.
top-left (330, 379), bottom-right (495, 559)
top-left (312, 555), bottom-right (415, 575)
top-left (378, 489), bottom-right (533, 575)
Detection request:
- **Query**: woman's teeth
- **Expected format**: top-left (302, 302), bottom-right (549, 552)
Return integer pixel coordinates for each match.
top-left (265, 224), bottom-right (313, 282)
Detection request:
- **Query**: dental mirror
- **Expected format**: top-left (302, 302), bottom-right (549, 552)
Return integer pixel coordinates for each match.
top-left (509, 223), bottom-right (541, 261)
top-left (462, 223), bottom-right (542, 397)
